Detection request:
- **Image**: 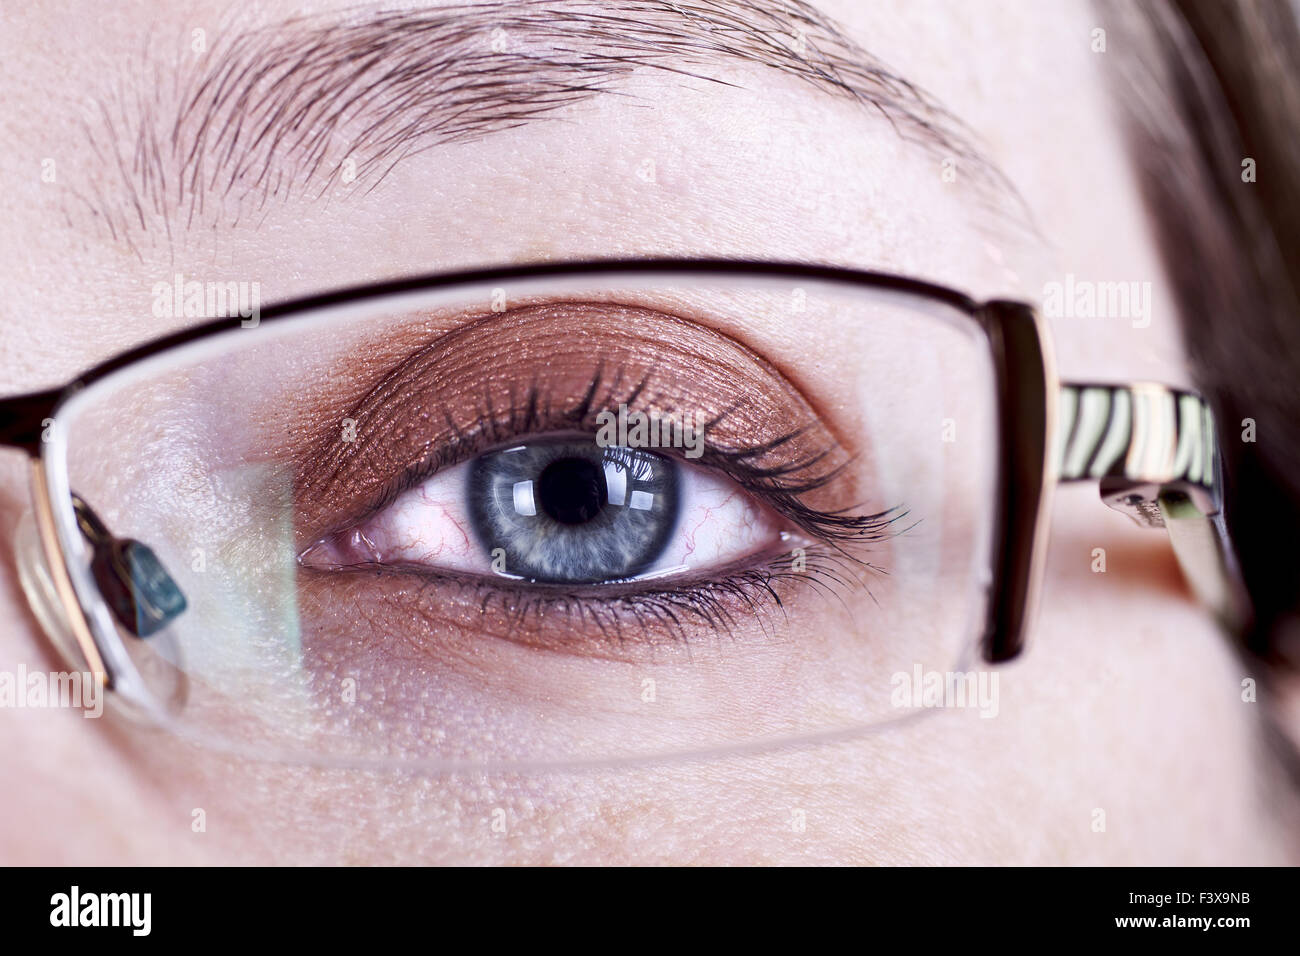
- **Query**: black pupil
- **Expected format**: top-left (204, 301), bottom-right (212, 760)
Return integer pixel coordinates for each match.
top-left (537, 457), bottom-right (608, 525)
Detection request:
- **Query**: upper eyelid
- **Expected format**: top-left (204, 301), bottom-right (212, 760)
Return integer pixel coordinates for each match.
top-left (292, 299), bottom-right (858, 538)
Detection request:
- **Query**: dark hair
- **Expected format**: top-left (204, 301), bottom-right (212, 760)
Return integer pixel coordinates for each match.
top-left (1104, 0), bottom-right (1300, 665)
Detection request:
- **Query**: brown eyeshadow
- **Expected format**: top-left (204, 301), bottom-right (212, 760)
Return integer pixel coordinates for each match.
top-left (293, 301), bottom-right (863, 544)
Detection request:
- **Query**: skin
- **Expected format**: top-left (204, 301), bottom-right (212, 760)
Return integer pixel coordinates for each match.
top-left (1, 0), bottom-right (1296, 864)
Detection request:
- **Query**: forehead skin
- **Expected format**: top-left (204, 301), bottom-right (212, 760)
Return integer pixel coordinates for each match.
top-left (0, 0), bottom-right (1287, 864)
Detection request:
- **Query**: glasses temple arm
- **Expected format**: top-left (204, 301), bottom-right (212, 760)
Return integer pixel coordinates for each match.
top-left (1056, 382), bottom-right (1253, 634)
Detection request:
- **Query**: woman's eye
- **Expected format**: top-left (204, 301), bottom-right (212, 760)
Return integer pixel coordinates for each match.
top-left (300, 438), bottom-right (785, 585)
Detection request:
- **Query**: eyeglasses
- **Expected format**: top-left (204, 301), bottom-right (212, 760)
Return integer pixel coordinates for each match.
top-left (1, 260), bottom-right (1251, 770)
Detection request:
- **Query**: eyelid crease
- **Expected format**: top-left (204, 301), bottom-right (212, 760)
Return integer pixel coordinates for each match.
top-left (296, 300), bottom-right (837, 507)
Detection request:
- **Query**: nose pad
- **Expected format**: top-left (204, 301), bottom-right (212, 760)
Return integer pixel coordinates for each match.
top-left (70, 495), bottom-right (187, 638)
top-left (17, 504), bottom-right (190, 721)
top-left (14, 508), bottom-right (88, 673)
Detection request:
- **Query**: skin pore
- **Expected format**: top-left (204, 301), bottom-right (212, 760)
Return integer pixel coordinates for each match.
top-left (1, 0), bottom-right (1296, 863)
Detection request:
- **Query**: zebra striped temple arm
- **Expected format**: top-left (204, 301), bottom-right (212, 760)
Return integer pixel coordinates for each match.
top-left (1054, 382), bottom-right (1252, 633)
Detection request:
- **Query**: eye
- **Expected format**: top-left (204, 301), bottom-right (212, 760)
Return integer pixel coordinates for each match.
top-left (300, 438), bottom-right (784, 584)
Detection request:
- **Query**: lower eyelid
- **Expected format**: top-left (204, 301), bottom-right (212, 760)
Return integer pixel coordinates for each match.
top-left (297, 537), bottom-right (847, 662)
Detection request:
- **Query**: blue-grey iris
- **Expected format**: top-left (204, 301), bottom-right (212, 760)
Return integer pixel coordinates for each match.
top-left (467, 441), bottom-right (679, 583)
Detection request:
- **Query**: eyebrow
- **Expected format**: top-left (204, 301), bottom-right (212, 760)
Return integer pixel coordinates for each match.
top-left (76, 0), bottom-right (1028, 254)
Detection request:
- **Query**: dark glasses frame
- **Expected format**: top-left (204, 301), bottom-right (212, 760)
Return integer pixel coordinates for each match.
top-left (0, 258), bottom-right (1250, 694)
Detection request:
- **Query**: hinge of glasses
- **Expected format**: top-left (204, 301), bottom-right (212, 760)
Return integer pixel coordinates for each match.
top-left (1057, 382), bottom-right (1223, 527)
top-left (1098, 478), bottom-right (1219, 529)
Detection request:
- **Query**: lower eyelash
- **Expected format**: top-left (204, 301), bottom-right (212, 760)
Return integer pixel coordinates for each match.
top-left (576, 544), bottom-right (885, 647)
top-left (307, 540), bottom-right (889, 651)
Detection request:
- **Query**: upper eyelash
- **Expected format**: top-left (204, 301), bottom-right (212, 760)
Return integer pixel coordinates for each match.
top-left (338, 360), bottom-right (911, 552)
